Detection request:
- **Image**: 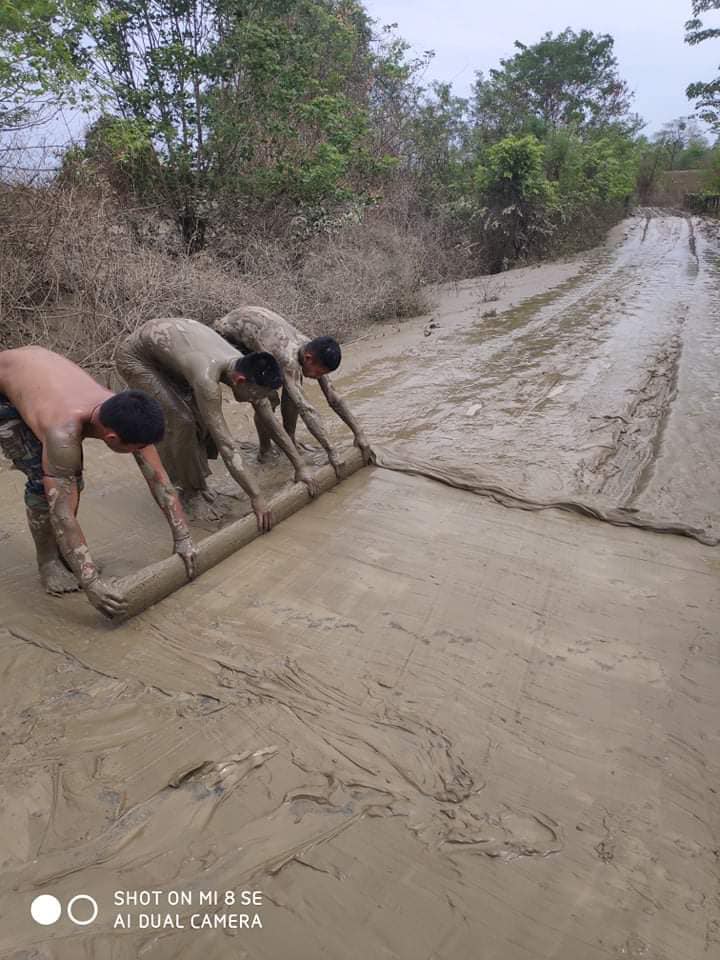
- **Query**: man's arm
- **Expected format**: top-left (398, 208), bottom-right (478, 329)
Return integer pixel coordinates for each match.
top-left (317, 375), bottom-right (374, 464)
top-left (44, 475), bottom-right (127, 617)
top-left (282, 378), bottom-right (344, 478)
top-left (252, 398), bottom-right (319, 496)
top-left (194, 387), bottom-right (273, 532)
top-left (132, 446), bottom-right (198, 578)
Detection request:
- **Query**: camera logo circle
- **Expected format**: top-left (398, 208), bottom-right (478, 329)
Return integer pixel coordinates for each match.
top-left (30, 894), bottom-right (98, 926)
top-left (30, 895), bottom-right (61, 926)
top-left (67, 895), bottom-right (99, 926)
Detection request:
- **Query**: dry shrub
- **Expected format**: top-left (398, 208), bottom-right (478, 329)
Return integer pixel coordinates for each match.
top-left (297, 219), bottom-right (430, 340)
top-left (0, 182), bottom-right (269, 370)
top-left (0, 177), bottom-right (433, 374)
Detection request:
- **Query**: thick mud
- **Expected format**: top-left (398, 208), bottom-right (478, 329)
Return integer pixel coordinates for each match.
top-left (337, 212), bottom-right (720, 543)
top-left (0, 211), bottom-right (718, 959)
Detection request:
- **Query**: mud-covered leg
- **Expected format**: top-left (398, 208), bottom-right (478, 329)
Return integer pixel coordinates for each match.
top-left (0, 414), bottom-right (80, 594)
top-left (281, 387), bottom-right (315, 453)
top-left (253, 391), bottom-right (281, 463)
top-left (281, 388), bottom-right (300, 450)
top-left (26, 504), bottom-right (80, 594)
top-left (254, 407), bottom-right (275, 462)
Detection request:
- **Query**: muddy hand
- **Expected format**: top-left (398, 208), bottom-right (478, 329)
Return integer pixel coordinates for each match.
top-left (327, 448), bottom-right (345, 480)
top-left (85, 577), bottom-right (128, 619)
top-left (174, 534), bottom-right (198, 580)
top-left (354, 436), bottom-right (375, 466)
top-left (251, 496), bottom-right (273, 533)
top-left (296, 467), bottom-right (319, 497)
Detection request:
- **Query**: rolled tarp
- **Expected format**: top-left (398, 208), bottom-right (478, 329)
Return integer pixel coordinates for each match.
top-left (114, 447), bottom-right (367, 620)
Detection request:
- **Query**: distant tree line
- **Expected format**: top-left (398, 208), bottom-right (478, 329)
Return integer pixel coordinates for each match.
top-left (2, 1), bottom-right (720, 267)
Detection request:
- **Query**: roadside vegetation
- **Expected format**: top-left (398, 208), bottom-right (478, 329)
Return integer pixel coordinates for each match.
top-left (1, 1), bottom-right (719, 368)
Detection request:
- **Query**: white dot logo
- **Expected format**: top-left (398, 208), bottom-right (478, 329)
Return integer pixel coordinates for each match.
top-left (30, 895), bottom-right (62, 926)
top-left (30, 893), bottom-right (99, 926)
top-left (67, 894), bottom-right (98, 926)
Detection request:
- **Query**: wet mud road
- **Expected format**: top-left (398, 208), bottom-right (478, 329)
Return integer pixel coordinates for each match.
top-left (343, 211), bottom-right (720, 542)
top-left (0, 211), bottom-right (718, 959)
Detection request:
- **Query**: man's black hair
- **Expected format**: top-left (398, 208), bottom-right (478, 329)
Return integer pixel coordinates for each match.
top-left (234, 352), bottom-right (283, 390)
top-left (306, 336), bottom-right (341, 372)
top-left (98, 390), bottom-right (165, 445)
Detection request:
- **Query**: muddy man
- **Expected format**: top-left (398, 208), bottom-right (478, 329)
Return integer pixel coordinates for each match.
top-left (214, 306), bottom-right (373, 474)
top-left (116, 318), bottom-right (319, 530)
top-left (0, 346), bottom-right (197, 617)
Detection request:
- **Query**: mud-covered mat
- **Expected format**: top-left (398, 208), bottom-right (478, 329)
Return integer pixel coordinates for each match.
top-left (1, 463), bottom-right (718, 959)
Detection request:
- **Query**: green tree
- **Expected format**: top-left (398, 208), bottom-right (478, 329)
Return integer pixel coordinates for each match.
top-left (549, 132), bottom-right (636, 211)
top-left (366, 26), bottom-right (431, 164)
top-left (67, 1), bottom-right (390, 229)
top-left (471, 29), bottom-right (636, 144)
top-left (407, 81), bottom-right (470, 202)
top-left (0, 0), bottom-right (86, 130)
top-left (208, 0), bottom-right (388, 206)
top-left (76, 0), bottom-right (217, 226)
top-left (653, 116), bottom-right (708, 169)
top-left (686, 2), bottom-right (720, 128)
top-left (474, 135), bottom-right (557, 268)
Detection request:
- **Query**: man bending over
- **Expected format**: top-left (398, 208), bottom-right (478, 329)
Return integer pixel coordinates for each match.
top-left (0, 346), bottom-right (197, 618)
top-left (116, 318), bottom-right (319, 531)
top-left (214, 306), bottom-right (372, 476)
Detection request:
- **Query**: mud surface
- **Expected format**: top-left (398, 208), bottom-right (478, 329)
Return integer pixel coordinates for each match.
top-left (1, 211), bottom-right (719, 959)
top-left (341, 212), bottom-right (720, 542)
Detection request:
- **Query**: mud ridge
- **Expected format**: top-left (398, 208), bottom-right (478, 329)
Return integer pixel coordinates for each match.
top-left (240, 659), bottom-right (476, 805)
top-left (641, 213), bottom-right (651, 242)
top-left (373, 448), bottom-right (718, 546)
top-left (582, 335), bottom-right (683, 502)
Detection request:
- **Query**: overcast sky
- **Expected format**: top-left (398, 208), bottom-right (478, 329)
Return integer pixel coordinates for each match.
top-left (364, 0), bottom-right (720, 136)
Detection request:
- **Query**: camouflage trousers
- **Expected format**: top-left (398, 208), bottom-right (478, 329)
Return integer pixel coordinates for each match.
top-left (0, 393), bottom-right (47, 511)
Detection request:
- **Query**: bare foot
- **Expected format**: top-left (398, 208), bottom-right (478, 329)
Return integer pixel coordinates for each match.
top-left (40, 558), bottom-right (81, 595)
top-left (257, 447), bottom-right (278, 464)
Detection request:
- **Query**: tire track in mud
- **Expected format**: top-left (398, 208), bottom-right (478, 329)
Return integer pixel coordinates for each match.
top-left (581, 332), bottom-right (684, 503)
top-left (347, 211), bottom-right (719, 543)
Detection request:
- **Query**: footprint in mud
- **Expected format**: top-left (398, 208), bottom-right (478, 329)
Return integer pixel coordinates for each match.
top-left (444, 807), bottom-right (565, 861)
top-left (441, 803), bottom-right (564, 861)
top-left (241, 660), bottom-right (475, 805)
top-left (616, 934), bottom-right (664, 958)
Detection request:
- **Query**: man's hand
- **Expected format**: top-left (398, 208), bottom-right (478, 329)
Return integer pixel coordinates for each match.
top-left (174, 534), bottom-right (198, 580)
top-left (251, 496), bottom-right (273, 533)
top-left (327, 448), bottom-right (345, 480)
top-left (354, 436), bottom-right (375, 465)
top-left (85, 578), bottom-right (127, 619)
top-left (295, 467), bottom-right (319, 497)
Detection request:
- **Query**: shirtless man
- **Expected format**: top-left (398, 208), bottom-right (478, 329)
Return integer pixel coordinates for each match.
top-left (213, 306), bottom-right (373, 474)
top-left (116, 318), bottom-right (319, 531)
top-left (0, 346), bottom-right (197, 618)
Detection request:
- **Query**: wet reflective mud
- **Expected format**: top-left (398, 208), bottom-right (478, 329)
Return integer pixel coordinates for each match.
top-left (0, 212), bottom-right (718, 959)
top-left (338, 212), bottom-right (720, 542)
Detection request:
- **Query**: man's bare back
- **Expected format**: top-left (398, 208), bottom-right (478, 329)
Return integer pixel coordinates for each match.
top-left (131, 318), bottom-right (242, 398)
top-left (117, 318), bottom-right (318, 531)
top-left (0, 347), bottom-right (111, 477)
top-left (215, 306), bottom-right (306, 371)
top-left (0, 346), bottom-right (197, 616)
top-left (214, 306), bottom-right (373, 472)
